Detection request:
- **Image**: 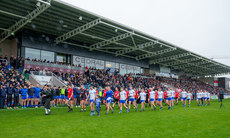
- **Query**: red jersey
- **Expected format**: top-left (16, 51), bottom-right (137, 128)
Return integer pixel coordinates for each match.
top-left (103, 90), bottom-right (107, 98)
top-left (134, 91), bottom-right (138, 99)
top-left (126, 91), bottom-right (129, 99)
top-left (155, 92), bottom-right (158, 99)
top-left (68, 88), bottom-right (73, 98)
top-left (163, 91), bottom-right (167, 98)
top-left (114, 91), bottom-right (119, 99)
top-left (175, 92), bottom-right (179, 97)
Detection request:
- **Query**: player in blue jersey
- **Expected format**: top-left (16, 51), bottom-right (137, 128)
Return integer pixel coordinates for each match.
top-left (139, 88), bottom-right (146, 112)
top-left (128, 86), bottom-right (137, 112)
top-left (181, 89), bottom-right (187, 107)
top-left (119, 87), bottom-right (128, 113)
top-left (95, 95), bottom-right (101, 116)
top-left (186, 91), bottom-right (192, 107)
top-left (196, 90), bottom-right (202, 106)
top-left (166, 88), bottom-right (172, 109)
top-left (20, 85), bottom-right (28, 109)
top-left (149, 88), bottom-right (156, 111)
top-left (157, 88), bottom-right (164, 110)
top-left (105, 86), bottom-right (114, 115)
top-left (34, 84), bottom-right (41, 108)
top-left (203, 90), bottom-right (208, 106)
top-left (88, 85), bottom-right (96, 116)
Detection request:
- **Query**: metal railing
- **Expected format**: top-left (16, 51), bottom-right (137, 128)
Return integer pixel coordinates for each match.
top-left (29, 71), bottom-right (66, 88)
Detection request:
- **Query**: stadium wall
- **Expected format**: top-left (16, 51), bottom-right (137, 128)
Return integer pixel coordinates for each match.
top-left (20, 30), bottom-right (150, 69)
top-left (0, 39), bottom-right (18, 60)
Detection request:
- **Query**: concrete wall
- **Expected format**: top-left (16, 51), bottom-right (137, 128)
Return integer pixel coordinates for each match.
top-left (0, 39), bottom-right (18, 61)
top-left (21, 30), bottom-right (150, 68)
top-left (199, 77), bottom-right (214, 86)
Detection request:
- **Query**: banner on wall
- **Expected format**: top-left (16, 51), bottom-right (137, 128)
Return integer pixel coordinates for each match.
top-left (85, 58), bottom-right (104, 69)
top-left (73, 56), bottom-right (85, 67)
top-left (120, 64), bottom-right (127, 75)
top-left (160, 66), bottom-right (171, 73)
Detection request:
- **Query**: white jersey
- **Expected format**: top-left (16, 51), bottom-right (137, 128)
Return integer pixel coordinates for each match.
top-left (203, 92), bottom-right (208, 98)
top-left (158, 91), bottom-right (163, 99)
top-left (167, 91), bottom-right (172, 98)
top-left (120, 90), bottom-right (126, 100)
top-left (89, 89), bottom-right (96, 100)
top-left (207, 93), bottom-right (210, 98)
top-left (200, 92), bottom-right (204, 98)
top-left (197, 93), bottom-right (201, 98)
top-left (187, 93), bottom-right (192, 99)
top-left (172, 91), bottom-right (175, 97)
top-left (149, 91), bottom-right (155, 99)
top-left (140, 92), bottom-right (146, 100)
top-left (181, 91), bottom-right (187, 98)
top-left (129, 89), bottom-right (135, 99)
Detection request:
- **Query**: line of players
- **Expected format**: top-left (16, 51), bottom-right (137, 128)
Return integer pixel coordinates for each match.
top-left (63, 85), bottom-right (212, 116)
top-left (4, 83), bottom-right (211, 116)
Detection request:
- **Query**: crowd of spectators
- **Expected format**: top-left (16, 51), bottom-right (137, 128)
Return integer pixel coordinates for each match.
top-left (0, 55), bottom-right (229, 109)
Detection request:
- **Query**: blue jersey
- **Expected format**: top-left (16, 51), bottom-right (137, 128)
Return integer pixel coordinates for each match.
top-left (96, 98), bottom-right (101, 107)
top-left (21, 88), bottom-right (28, 96)
top-left (34, 87), bottom-right (41, 97)
top-left (106, 90), bottom-right (114, 98)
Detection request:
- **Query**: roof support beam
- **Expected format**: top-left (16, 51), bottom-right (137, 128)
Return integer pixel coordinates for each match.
top-left (62, 41), bottom-right (136, 59)
top-left (149, 53), bottom-right (191, 64)
top-left (0, 0), bottom-right (51, 43)
top-left (115, 41), bottom-right (157, 56)
top-left (136, 47), bottom-right (176, 60)
top-left (89, 32), bottom-right (132, 50)
top-left (56, 18), bottom-right (101, 44)
top-left (164, 58), bottom-right (200, 66)
top-left (0, 10), bottom-right (27, 19)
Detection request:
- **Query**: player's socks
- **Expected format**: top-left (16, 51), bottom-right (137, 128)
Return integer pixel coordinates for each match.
top-left (112, 110), bottom-right (114, 113)
top-left (151, 108), bottom-right (153, 111)
top-left (189, 104), bottom-right (190, 107)
top-left (140, 109), bottom-right (142, 112)
top-left (119, 110), bottom-right (122, 113)
top-left (143, 108), bottom-right (145, 111)
top-left (160, 107), bottom-right (162, 110)
top-left (135, 108), bottom-right (137, 112)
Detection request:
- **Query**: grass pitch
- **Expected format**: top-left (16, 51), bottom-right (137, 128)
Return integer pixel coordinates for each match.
top-left (0, 99), bottom-right (230, 138)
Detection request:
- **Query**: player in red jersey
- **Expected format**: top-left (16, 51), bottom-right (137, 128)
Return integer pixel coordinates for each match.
top-left (175, 89), bottom-right (179, 105)
top-left (155, 90), bottom-right (158, 105)
top-left (125, 88), bottom-right (129, 105)
top-left (163, 90), bottom-right (167, 105)
top-left (113, 87), bottom-right (120, 109)
top-left (103, 86), bottom-right (107, 106)
top-left (134, 88), bottom-right (138, 104)
top-left (66, 85), bottom-right (74, 112)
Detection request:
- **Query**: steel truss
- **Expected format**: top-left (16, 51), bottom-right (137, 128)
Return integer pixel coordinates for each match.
top-left (56, 18), bottom-right (101, 44)
top-left (149, 53), bottom-right (191, 64)
top-left (89, 32), bottom-right (132, 50)
top-left (0, 0), bottom-right (51, 43)
top-left (115, 41), bottom-right (157, 56)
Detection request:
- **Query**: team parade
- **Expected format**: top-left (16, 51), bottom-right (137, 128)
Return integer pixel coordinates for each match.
top-left (10, 83), bottom-right (212, 116)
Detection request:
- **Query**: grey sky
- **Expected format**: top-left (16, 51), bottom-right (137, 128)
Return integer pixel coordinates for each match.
top-left (62, 0), bottom-right (230, 75)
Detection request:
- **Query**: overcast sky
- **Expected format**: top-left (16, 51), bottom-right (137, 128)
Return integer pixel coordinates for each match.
top-left (62, 0), bottom-right (230, 76)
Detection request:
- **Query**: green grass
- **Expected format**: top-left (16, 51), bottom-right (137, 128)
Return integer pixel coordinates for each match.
top-left (0, 99), bottom-right (230, 138)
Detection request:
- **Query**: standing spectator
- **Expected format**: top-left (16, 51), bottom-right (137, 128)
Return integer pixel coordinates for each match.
top-left (7, 84), bottom-right (14, 109)
top-left (0, 85), bottom-right (7, 109)
top-left (13, 85), bottom-right (20, 109)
